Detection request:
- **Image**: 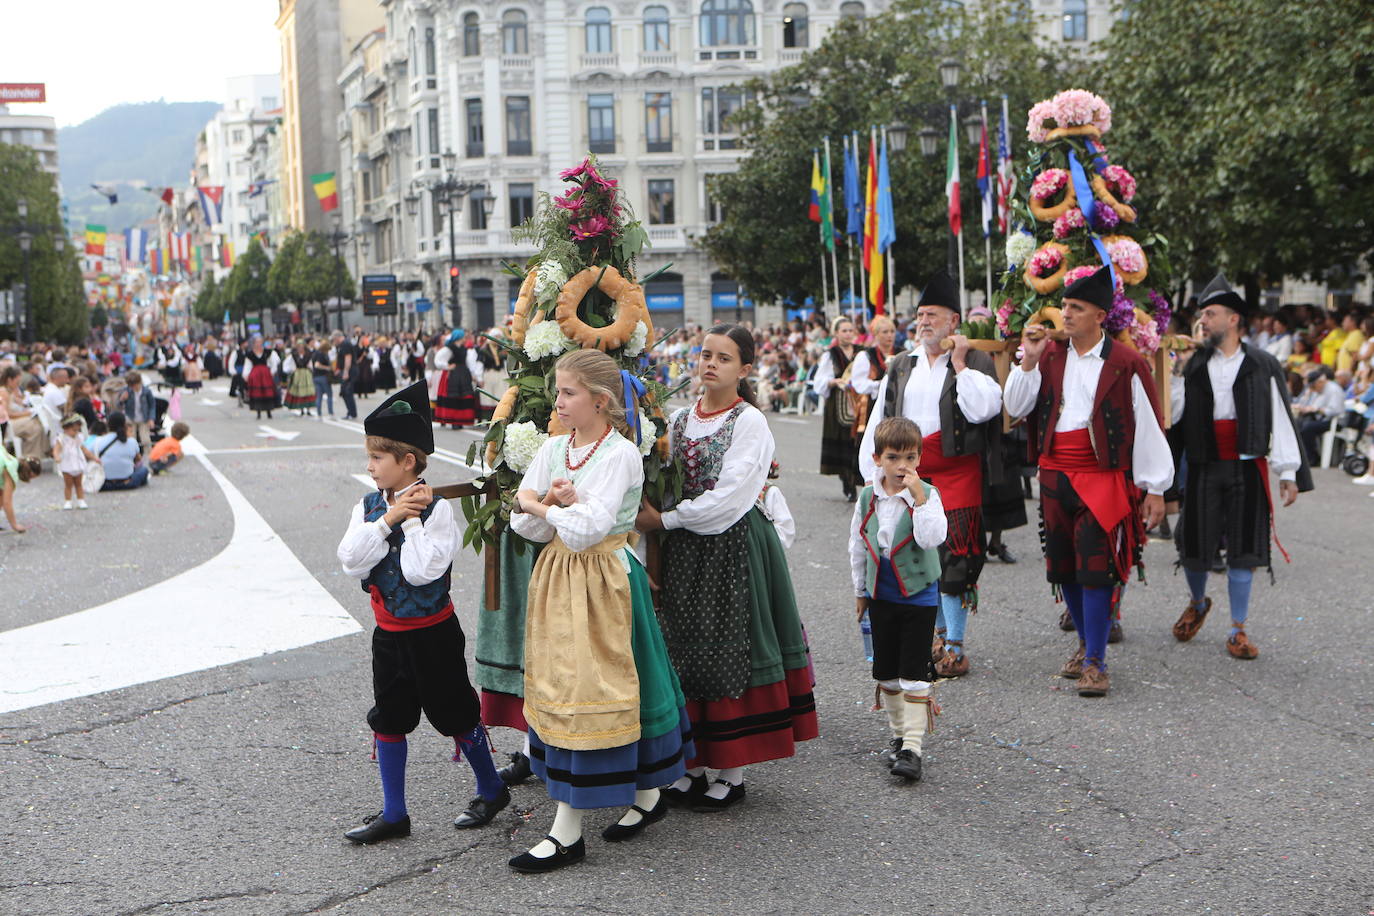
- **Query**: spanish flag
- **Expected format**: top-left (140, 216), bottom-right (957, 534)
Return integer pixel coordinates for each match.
top-left (310, 172), bottom-right (339, 212)
top-left (863, 129), bottom-right (885, 311)
top-left (85, 224), bottom-right (107, 256)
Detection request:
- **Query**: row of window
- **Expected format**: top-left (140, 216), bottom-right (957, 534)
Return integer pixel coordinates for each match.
top-left (457, 178), bottom-right (676, 231)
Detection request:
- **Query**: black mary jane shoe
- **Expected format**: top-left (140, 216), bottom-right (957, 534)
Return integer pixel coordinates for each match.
top-left (498, 751), bottom-right (534, 787)
top-left (602, 794), bottom-right (669, 842)
top-left (453, 787), bottom-right (511, 829)
top-left (344, 812), bottom-right (411, 844)
top-left (662, 772), bottom-right (708, 807)
top-left (508, 835), bottom-right (586, 874)
top-left (890, 749), bottom-right (923, 782)
top-left (691, 779), bottom-right (746, 812)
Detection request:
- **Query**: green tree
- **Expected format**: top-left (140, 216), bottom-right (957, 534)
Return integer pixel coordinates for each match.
top-left (0, 143), bottom-right (87, 342)
top-left (291, 231), bottom-right (353, 328)
top-left (697, 0), bottom-right (1081, 306)
top-left (193, 272), bottom-right (221, 324)
top-left (1097, 0), bottom-right (1374, 301)
top-left (223, 238), bottom-right (273, 328)
top-left (266, 230), bottom-right (302, 307)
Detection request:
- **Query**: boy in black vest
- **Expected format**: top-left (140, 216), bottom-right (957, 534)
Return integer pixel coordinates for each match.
top-left (848, 417), bottom-right (949, 782)
top-left (336, 380), bottom-right (509, 843)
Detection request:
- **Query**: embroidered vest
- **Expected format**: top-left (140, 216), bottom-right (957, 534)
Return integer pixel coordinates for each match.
top-left (858, 483), bottom-right (942, 598)
top-left (670, 403), bottom-right (748, 503)
top-left (360, 491), bottom-right (452, 617)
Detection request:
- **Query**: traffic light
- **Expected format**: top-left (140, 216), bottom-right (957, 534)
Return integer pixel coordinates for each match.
top-left (449, 266), bottom-right (460, 279)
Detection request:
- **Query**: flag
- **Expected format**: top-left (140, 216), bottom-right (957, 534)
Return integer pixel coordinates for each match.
top-left (808, 152), bottom-right (823, 223)
top-left (844, 134), bottom-right (863, 238)
top-left (197, 186), bottom-right (225, 225)
top-left (819, 143), bottom-right (836, 253)
top-left (161, 187), bottom-right (175, 206)
top-left (996, 96), bottom-right (1016, 233)
top-left (946, 105), bottom-right (961, 236)
top-left (876, 134), bottom-right (896, 254)
top-left (863, 129), bottom-right (885, 311)
top-left (91, 183), bottom-right (118, 205)
top-left (976, 113), bottom-right (992, 239)
top-left (249, 179), bottom-right (277, 197)
top-left (149, 246), bottom-right (162, 275)
top-left (251, 229), bottom-right (269, 248)
top-left (192, 244), bottom-right (203, 274)
top-left (125, 228), bottom-right (147, 264)
top-left (176, 232), bottom-right (191, 269)
top-left (221, 238), bottom-right (235, 268)
top-left (85, 224), bottom-right (107, 256)
top-left (310, 172), bottom-right (339, 212)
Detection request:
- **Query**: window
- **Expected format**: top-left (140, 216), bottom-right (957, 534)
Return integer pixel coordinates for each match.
top-left (424, 26), bottom-right (436, 75)
top-left (586, 7), bottom-right (613, 53)
top-left (261, 96), bottom-right (278, 110)
top-left (470, 195), bottom-right (489, 229)
top-left (1063, 0), bottom-right (1087, 40)
top-left (647, 179), bottom-right (675, 224)
top-left (506, 97), bottom-right (532, 155)
top-left (645, 92), bottom-right (673, 152)
top-left (431, 194), bottom-right (443, 237)
top-left (465, 98), bottom-right (484, 157)
top-left (408, 27), bottom-right (417, 69)
top-left (839, 1), bottom-right (864, 19)
top-left (414, 113), bottom-right (421, 155)
top-left (782, 2), bottom-right (807, 47)
top-left (643, 5), bottom-right (670, 51)
top-left (701, 85), bottom-right (751, 149)
top-left (509, 182), bottom-right (535, 226)
top-left (362, 170), bottom-right (372, 202)
top-left (427, 107), bottom-right (440, 156)
top-left (463, 12), bottom-right (481, 55)
top-left (705, 182), bottom-right (725, 223)
top-left (231, 128), bottom-right (245, 144)
top-left (699, 0), bottom-right (755, 46)
top-left (588, 94), bottom-right (615, 153)
top-left (502, 10), bottom-right (529, 54)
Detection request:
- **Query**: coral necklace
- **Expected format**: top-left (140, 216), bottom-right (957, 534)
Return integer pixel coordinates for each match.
top-left (565, 424), bottom-right (612, 472)
top-left (694, 395), bottom-right (743, 420)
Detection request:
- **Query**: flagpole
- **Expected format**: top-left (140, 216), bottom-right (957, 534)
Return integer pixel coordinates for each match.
top-left (844, 135), bottom-right (857, 321)
top-left (882, 125), bottom-right (895, 314)
top-left (823, 135), bottom-right (842, 318)
top-left (855, 131), bottom-right (867, 324)
top-left (981, 101), bottom-right (993, 312)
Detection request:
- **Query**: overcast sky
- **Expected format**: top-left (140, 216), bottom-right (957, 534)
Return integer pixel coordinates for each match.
top-left (3, 0), bottom-right (282, 127)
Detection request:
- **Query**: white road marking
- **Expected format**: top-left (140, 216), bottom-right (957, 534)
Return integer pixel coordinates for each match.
top-left (352, 473), bottom-right (376, 490)
top-left (0, 435), bottom-right (363, 714)
top-left (255, 425), bottom-right (301, 441)
top-left (774, 417), bottom-right (810, 425)
top-left (203, 443), bottom-right (361, 454)
top-left (324, 417), bottom-right (485, 473)
top-left (199, 398), bottom-right (223, 406)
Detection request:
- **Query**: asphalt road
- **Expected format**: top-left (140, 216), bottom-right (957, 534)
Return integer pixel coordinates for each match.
top-left (2, 382), bottom-right (1370, 916)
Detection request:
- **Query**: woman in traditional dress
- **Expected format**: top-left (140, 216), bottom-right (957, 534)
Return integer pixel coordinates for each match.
top-left (508, 349), bottom-right (692, 872)
top-left (638, 324), bottom-right (818, 811)
top-left (240, 335), bottom-right (281, 419)
top-left (373, 336), bottom-right (398, 392)
top-left (181, 341), bottom-right (203, 392)
top-left (282, 340), bottom-right (318, 416)
top-left (811, 316), bottom-right (862, 500)
top-left (848, 314), bottom-right (898, 446)
top-left (434, 330), bottom-right (483, 428)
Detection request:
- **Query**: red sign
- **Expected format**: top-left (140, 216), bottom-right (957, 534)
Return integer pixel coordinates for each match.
top-left (0, 83), bottom-right (47, 103)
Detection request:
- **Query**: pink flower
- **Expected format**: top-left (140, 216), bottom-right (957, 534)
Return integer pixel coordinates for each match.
top-left (1026, 100), bottom-right (1057, 144)
top-left (559, 158), bottom-right (593, 182)
top-left (995, 297), bottom-right (1016, 336)
top-left (1051, 89), bottom-right (1112, 135)
top-left (1052, 207), bottom-right (1086, 239)
top-left (1105, 236), bottom-right (1145, 275)
top-left (1102, 165), bottom-right (1136, 202)
top-left (1030, 169), bottom-right (1069, 201)
top-left (569, 215), bottom-right (613, 240)
top-left (1027, 245), bottom-right (1065, 278)
top-left (1129, 314), bottom-right (1161, 355)
top-left (1062, 265), bottom-right (1098, 288)
top-left (554, 189), bottom-right (584, 211)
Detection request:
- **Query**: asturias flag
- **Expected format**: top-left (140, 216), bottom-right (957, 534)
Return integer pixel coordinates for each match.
top-left (85, 224), bottom-right (107, 256)
top-left (311, 172), bottom-right (339, 212)
top-left (946, 105), bottom-right (962, 236)
top-left (844, 134), bottom-right (863, 239)
top-left (808, 151), bottom-right (823, 223)
top-left (976, 114), bottom-right (992, 239)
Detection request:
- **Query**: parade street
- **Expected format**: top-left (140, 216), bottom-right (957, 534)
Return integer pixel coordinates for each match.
top-left (2, 388), bottom-right (1369, 916)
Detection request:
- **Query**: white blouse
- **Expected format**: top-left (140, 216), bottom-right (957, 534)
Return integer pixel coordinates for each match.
top-left (435, 344), bottom-right (484, 379)
top-left (809, 348), bottom-right (856, 398)
top-left (337, 487), bottom-right (458, 585)
top-left (660, 403), bottom-right (774, 536)
top-left (759, 485), bottom-right (796, 550)
top-left (847, 474), bottom-right (949, 597)
top-left (848, 349), bottom-right (892, 398)
top-left (510, 433), bottom-right (644, 552)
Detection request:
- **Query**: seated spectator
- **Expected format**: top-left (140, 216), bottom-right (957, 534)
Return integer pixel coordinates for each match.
top-left (149, 421), bottom-right (190, 474)
top-left (93, 412), bottom-right (149, 491)
top-left (41, 366), bottom-right (70, 416)
top-left (1294, 367), bottom-right (1346, 464)
top-left (1, 439), bottom-right (24, 533)
top-left (4, 368), bottom-right (46, 461)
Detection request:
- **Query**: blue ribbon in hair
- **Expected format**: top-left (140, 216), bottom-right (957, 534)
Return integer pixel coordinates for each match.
top-left (1068, 150), bottom-right (1118, 291)
top-left (620, 370), bottom-right (646, 444)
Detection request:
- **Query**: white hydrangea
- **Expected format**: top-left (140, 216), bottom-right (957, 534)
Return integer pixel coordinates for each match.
top-left (500, 421), bottom-right (547, 473)
top-left (1005, 232), bottom-right (1037, 267)
top-left (632, 411), bottom-right (656, 456)
top-left (534, 260), bottom-right (569, 305)
top-left (523, 319), bottom-right (576, 361)
top-left (623, 320), bottom-right (650, 357)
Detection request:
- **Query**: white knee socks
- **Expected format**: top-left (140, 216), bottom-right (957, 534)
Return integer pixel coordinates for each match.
top-left (901, 684), bottom-right (937, 757)
top-left (703, 766), bottom-right (745, 800)
top-left (616, 787), bottom-right (661, 827)
top-left (879, 681), bottom-right (904, 739)
top-left (526, 801), bottom-right (583, 858)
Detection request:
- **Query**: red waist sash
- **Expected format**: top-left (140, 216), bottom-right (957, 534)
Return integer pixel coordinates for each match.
top-left (1213, 420), bottom-right (1290, 563)
top-left (369, 585), bottom-right (455, 632)
top-left (917, 432), bottom-right (982, 510)
top-left (1039, 428), bottom-right (1132, 534)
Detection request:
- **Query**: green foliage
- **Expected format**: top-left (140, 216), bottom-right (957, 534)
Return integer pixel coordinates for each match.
top-left (697, 0), bottom-right (1083, 305)
top-left (1096, 0), bottom-right (1374, 295)
top-left (193, 273), bottom-right (221, 323)
top-left (958, 317), bottom-right (998, 339)
top-left (223, 238), bottom-right (273, 323)
top-left (0, 143), bottom-right (87, 342)
top-left (267, 231), bottom-right (302, 305)
top-left (290, 231), bottom-right (354, 306)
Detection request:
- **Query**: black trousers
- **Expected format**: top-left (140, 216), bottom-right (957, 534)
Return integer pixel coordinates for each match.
top-left (1176, 459), bottom-right (1270, 571)
top-left (869, 599), bottom-right (938, 682)
top-left (367, 615), bottom-right (481, 737)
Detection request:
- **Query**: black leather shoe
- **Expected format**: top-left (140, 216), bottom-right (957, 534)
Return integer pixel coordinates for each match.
top-left (992, 544), bottom-right (1017, 564)
top-left (890, 748), bottom-right (923, 781)
top-left (691, 780), bottom-right (746, 811)
top-left (1107, 620), bottom-right (1124, 644)
top-left (662, 772), bottom-right (708, 806)
top-left (883, 737), bottom-right (902, 764)
top-left (602, 793), bottom-right (669, 842)
top-left (1058, 608), bottom-right (1076, 631)
top-left (345, 812), bottom-right (411, 844)
top-left (498, 751), bottom-right (533, 786)
top-left (508, 835), bottom-right (586, 873)
top-left (453, 787), bottom-right (511, 829)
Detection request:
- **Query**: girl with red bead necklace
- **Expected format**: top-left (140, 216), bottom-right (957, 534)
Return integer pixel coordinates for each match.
top-left (637, 324), bottom-right (818, 811)
top-left (507, 349), bottom-right (693, 873)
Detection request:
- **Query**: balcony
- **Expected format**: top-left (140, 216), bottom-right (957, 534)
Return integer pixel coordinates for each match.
top-left (638, 51), bottom-right (677, 67)
top-left (580, 53), bottom-right (619, 70)
top-left (697, 46), bottom-right (759, 61)
top-left (646, 226), bottom-right (686, 247)
top-left (779, 48), bottom-right (807, 63)
top-left (501, 55), bottom-right (534, 70)
top-left (366, 132), bottom-right (388, 160)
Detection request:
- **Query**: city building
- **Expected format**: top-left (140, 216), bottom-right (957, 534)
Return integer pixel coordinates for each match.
top-left (0, 104), bottom-right (60, 180)
top-left (198, 75), bottom-right (282, 271)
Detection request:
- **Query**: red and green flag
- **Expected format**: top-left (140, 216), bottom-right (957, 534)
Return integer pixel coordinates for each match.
top-left (310, 172), bottom-right (339, 212)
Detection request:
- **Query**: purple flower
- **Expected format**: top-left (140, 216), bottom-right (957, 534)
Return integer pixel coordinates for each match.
top-left (1104, 291), bottom-right (1136, 334)
top-left (1149, 289), bottom-right (1172, 334)
top-left (1093, 205), bottom-right (1119, 231)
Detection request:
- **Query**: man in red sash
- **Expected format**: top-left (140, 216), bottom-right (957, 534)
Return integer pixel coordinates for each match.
top-left (1170, 274), bottom-right (1310, 659)
top-left (859, 270), bottom-right (1004, 677)
top-left (1004, 266), bottom-right (1172, 697)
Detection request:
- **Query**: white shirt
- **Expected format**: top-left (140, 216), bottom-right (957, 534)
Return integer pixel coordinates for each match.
top-left (1003, 333), bottom-right (1174, 495)
top-left (848, 350), bottom-right (890, 398)
top-left (336, 482), bottom-right (458, 585)
top-left (847, 472), bottom-right (948, 597)
top-left (1265, 333), bottom-right (1293, 364)
top-left (435, 344), bottom-right (484, 378)
top-left (660, 403), bottom-right (774, 536)
top-left (758, 485), bottom-right (796, 549)
top-left (41, 383), bottom-right (68, 416)
top-left (857, 349), bottom-right (1004, 485)
top-left (510, 433), bottom-right (643, 552)
top-left (239, 350), bottom-right (281, 377)
top-left (809, 348), bottom-right (855, 398)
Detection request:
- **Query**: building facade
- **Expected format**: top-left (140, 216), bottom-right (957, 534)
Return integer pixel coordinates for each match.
top-left (199, 75), bottom-right (283, 271)
top-left (0, 104), bottom-right (60, 180)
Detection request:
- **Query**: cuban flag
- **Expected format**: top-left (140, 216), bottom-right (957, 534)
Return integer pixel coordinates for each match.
top-left (996, 96), bottom-right (1016, 234)
top-left (976, 114), bottom-right (992, 239)
top-left (125, 227), bottom-right (147, 264)
top-left (197, 186), bottom-right (225, 226)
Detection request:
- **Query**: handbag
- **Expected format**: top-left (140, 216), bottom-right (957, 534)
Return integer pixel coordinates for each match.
top-left (83, 461), bottom-right (105, 493)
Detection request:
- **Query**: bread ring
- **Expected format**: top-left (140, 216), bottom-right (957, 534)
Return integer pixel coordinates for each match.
top-left (1045, 124), bottom-right (1102, 143)
top-left (555, 265), bottom-right (651, 352)
top-left (1023, 242), bottom-right (1071, 295)
top-left (511, 269), bottom-right (539, 346)
top-left (1091, 175), bottom-right (1137, 224)
top-left (1029, 179), bottom-right (1076, 223)
top-left (1027, 305), bottom-right (1065, 331)
top-left (1100, 234), bottom-right (1148, 286)
top-left (484, 386), bottom-right (521, 467)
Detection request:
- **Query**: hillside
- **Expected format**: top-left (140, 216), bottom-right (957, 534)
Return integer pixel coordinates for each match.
top-left (58, 100), bottom-right (220, 233)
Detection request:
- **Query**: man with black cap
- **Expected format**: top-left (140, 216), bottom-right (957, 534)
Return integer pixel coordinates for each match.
top-left (858, 270), bottom-right (1004, 679)
top-left (336, 380), bottom-right (510, 843)
top-left (1168, 273), bottom-right (1310, 660)
top-left (1004, 265), bottom-right (1172, 697)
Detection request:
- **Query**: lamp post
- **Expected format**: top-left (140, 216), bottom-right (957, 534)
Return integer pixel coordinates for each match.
top-left (5, 198), bottom-right (67, 345)
top-left (413, 149), bottom-right (489, 329)
top-left (327, 219), bottom-right (351, 332)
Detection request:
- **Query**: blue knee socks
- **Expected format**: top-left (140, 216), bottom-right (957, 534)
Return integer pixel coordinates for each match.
top-left (1184, 567), bottom-right (1209, 606)
top-left (1227, 568), bottom-right (1253, 636)
top-left (376, 735), bottom-right (408, 823)
top-left (940, 593), bottom-right (967, 655)
top-left (455, 725), bottom-right (505, 801)
top-left (1080, 585), bottom-right (1113, 671)
top-left (1060, 583), bottom-right (1086, 637)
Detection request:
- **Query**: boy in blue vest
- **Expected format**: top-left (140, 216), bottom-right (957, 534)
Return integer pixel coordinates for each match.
top-left (848, 417), bottom-right (949, 782)
top-left (337, 380), bottom-right (509, 843)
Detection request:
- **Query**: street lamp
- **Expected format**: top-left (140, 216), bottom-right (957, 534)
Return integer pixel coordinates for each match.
top-left (326, 219), bottom-right (351, 332)
top-left (917, 127), bottom-right (941, 157)
top-left (414, 150), bottom-right (487, 329)
top-left (963, 112), bottom-right (984, 146)
top-left (939, 58), bottom-right (962, 91)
